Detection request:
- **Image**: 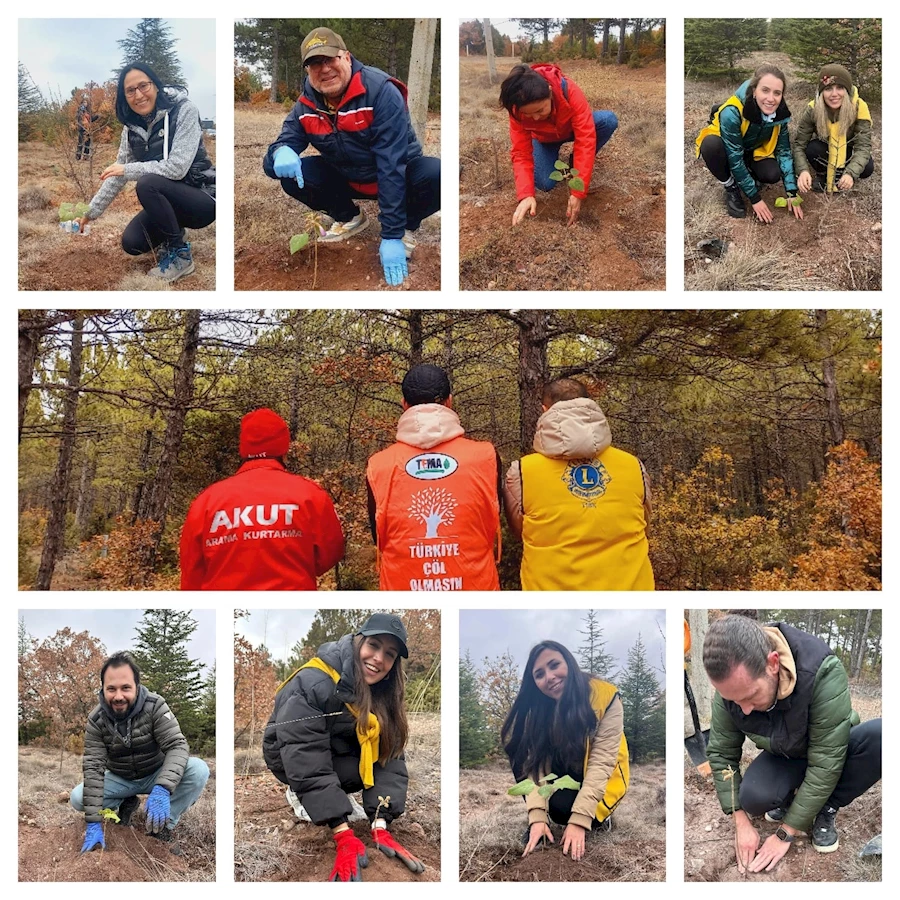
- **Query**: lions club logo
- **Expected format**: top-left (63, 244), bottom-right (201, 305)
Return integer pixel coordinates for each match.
top-left (562, 459), bottom-right (611, 503)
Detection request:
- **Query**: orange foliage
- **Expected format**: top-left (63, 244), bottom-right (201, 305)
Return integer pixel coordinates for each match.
top-left (83, 517), bottom-right (180, 590)
top-left (249, 89), bottom-right (271, 105)
top-left (234, 627), bottom-right (279, 746)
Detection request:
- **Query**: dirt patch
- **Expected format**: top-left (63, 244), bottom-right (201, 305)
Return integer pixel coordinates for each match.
top-left (684, 51), bottom-right (881, 291)
top-left (459, 759), bottom-right (665, 882)
top-left (18, 746), bottom-right (216, 882)
top-left (234, 104), bottom-right (441, 291)
top-left (459, 57), bottom-right (665, 291)
top-left (235, 712), bottom-right (440, 882)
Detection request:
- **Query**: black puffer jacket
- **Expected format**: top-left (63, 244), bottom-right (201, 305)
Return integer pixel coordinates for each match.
top-left (262, 634), bottom-right (408, 826)
top-left (82, 686), bottom-right (189, 823)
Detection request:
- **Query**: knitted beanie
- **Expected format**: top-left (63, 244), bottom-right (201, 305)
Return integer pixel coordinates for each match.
top-left (239, 408), bottom-right (290, 459)
top-left (818, 64), bottom-right (853, 95)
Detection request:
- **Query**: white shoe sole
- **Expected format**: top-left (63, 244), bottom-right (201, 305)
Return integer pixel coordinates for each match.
top-left (764, 812), bottom-right (785, 823)
top-left (319, 218), bottom-right (370, 244)
top-left (812, 838), bottom-right (839, 853)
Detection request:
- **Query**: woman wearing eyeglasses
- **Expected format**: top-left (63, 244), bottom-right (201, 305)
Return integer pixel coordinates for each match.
top-left (77, 62), bottom-right (216, 283)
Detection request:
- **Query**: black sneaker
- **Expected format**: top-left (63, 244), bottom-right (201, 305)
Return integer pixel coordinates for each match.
top-left (593, 816), bottom-right (613, 833)
top-left (149, 827), bottom-right (183, 856)
top-left (812, 804), bottom-right (839, 853)
top-left (723, 184), bottom-right (746, 218)
top-left (117, 795), bottom-right (140, 826)
top-left (812, 176), bottom-right (827, 193)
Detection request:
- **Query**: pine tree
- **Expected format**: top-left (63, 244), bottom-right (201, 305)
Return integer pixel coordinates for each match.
top-left (18, 62), bottom-right (44, 115)
top-left (578, 610), bottom-right (615, 678)
top-left (288, 609), bottom-right (377, 670)
top-left (460, 653), bottom-right (494, 766)
top-left (684, 18), bottom-right (768, 80)
top-left (192, 663), bottom-right (216, 756)
top-left (132, 609), bottom-right (205, 741)
top-left (117, 19), bottom-right (186, 87)
top-left (618, 633), bottom-right (665, 762)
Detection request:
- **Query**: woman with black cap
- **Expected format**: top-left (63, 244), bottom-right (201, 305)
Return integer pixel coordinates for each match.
top-left (263, 613), bottom-right (425, 881)
top-left (77, 61), bottom-right (216, 283)
top-left (793, 64), bottom-right (874, 195)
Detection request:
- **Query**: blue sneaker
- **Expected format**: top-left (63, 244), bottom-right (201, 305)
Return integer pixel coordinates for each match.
top-left (149, 242), bottom-right (195, 282)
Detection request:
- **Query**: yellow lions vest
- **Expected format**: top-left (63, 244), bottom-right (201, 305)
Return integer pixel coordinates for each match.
top-left (587, 679), bottom-right (630, 822)
top-left (520, 446), bottom-right (654, 590)
top-left (695, 93), bottom-right (780, 161)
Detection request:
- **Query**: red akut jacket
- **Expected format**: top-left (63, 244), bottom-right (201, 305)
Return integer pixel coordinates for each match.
top-left (179, 459), bottom-right (345, 591)
top-left (509, 63), bottom-right (597, 200)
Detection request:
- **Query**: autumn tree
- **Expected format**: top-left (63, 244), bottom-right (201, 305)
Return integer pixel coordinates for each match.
top-left (477, 651), bottom-right (520, 749)
top-left (578, 611), bottom-right (615, 678)
top-left (617, 633), bottom-right (665, 762)
top-left (234, 612), bottom-right (279, 747)
top-left (460, 654), bottom-right (494, 767)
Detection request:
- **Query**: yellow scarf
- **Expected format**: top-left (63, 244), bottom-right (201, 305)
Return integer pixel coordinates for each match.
top-left (278, 657), bottom-right (380, 788)
top-left (809, 89), bottom-right (871, 192)
top-left (696, 94), bottom-right (780, 161)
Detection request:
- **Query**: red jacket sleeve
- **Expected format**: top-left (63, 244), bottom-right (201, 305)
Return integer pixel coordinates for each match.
top-left (567, 79), bottom-right (596, 198)
top-left (313, 491), bottom-right (345, 577)
top-left (179, 496), bottom-right (207, 590)
top-left (509, 114), bottom-right (536, 201)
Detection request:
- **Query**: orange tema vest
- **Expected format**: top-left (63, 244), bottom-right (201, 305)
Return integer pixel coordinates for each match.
top-left (520, 445), bottom-right (654, 590)
top-left (367, 436), bottom-right (501, 591)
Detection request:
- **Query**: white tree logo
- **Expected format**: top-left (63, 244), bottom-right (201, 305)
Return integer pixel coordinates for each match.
top-left (408, 487), bottom-right (458, 538)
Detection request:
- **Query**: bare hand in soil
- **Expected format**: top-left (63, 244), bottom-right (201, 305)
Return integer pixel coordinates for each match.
top-left (797, 171), bottom-right (812, 193)
top-left (734, 813), bottom-right (761, 873)
top-left (512, 197), bottom-right (537, 226)
top-left (566, 195), bottom-right (582, 227)
top-left (523, 822), bottom-right (553, 857)
top-left (747, 833), bottom-right (792, 873)
top-left (561, 823), bottom-right (586, 861)
top-left (838, 173), bottom-right (854, 191)
top-left (100, 164), bottom-right (125, 181)
top-left (791, 200), bottom-right (804, 221)
top-left (752, 199), bottom-right (774, 224)
top-left (77, 216), bottom-right (90, 232)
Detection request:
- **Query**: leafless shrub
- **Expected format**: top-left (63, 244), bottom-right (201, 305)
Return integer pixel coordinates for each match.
top-left (19, 185), bottom-right (53, 214)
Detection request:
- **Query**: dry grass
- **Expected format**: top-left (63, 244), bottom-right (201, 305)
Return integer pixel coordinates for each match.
top-left (18, 184), bottom-right (52, 214)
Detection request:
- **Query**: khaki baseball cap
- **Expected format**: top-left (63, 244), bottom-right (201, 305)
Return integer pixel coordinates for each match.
top-left (301, 28), bottom-right (347, 65)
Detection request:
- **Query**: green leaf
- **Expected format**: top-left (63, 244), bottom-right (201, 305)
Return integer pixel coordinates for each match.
top-left (569, 177), bottom-right (585, 192)
top-left (74, 202), bottom-right (90, 218)
top-left (791, 196), bottom-right (803, 206)
top-left (774, 197), bottom-right (787, 208)
top-left (101, 808), bottom-right (120, 823)
top-left (553, 160), bottom-right (567, 170)
top-left (508, 778), bottom-right (536, 796)
top-left (552, 775), bottom-right (582, 791)
top-left (548, 171), bottom-right (564, 182)
top-left (59, 202), bottom-right (75, 222)
top-left (569, 168), bottom-right (579, 177)
top-left (541, 773), bottom-right (558, 783)
top-left (289, 233), bottom-right (310, 254)
top-left (537, 784), bottom-right (556, 798)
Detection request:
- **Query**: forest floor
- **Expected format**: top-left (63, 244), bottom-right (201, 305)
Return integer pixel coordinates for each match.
top-left (684, 51), bottom-right (882, 291)
top-left (234, 104), bottom-right (441, 291)
top-left (17, 139), bottom-right (216, 291)
top-left (459, 759), bottom-right (665, 882)
top-left (234, 712), bottom-right (441, 881)
top-left (684, 682), bottom-right (882, 882)
top-left (18, 746), bottom-right (216, 881)
top-left (459, 56), bottom-right (665, 291)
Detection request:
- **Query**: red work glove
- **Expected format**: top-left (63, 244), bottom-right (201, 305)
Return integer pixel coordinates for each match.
top-left (372, 827), bottom-right (426, 874)
top-left (330, 829), bottom-right (369, 882)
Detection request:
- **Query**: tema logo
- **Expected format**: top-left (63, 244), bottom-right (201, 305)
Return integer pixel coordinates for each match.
top-left (562, 459), bottom-right (611, 502)
top-left (405, 453), bottom-right (458, 480)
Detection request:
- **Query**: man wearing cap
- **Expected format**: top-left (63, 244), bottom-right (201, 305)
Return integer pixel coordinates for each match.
top-left (503, 377), bottom-right (653, 590)
top-left (179, 407), bottom-right (344, 590)
top-left (366, 364), bottom-right (502, 591)
top-left (263, 27), bottom-right (441, 287)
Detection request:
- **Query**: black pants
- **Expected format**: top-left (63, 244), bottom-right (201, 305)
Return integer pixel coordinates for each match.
top-left (699, 135), bottom-right (782, 188)
top-left (122, 174), bottom-right (216, 255)
top-left (76, 128), bottom-right (91, 160)
top-left (739, 718), bottom-right (882, 816)
top-left (264, 154), bottom-right (441, 234)
top-left (804, 138), bottom-right (875, 181)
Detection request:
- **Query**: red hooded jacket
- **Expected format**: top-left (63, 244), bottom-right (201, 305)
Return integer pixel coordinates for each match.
top-left (509, 64), bottom-right (596, 200)
top-left (179, 459), bottom-right (345, 590)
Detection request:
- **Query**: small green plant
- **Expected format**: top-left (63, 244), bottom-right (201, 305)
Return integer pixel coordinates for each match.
top-left (59, 202), bottom-right (90, 222)
top-left (507, 772), bottom-right (582, 798)
top-left (774, 196), bottom-right (803, 209)
top-left (289, 211), bottom-right (327, 288)
top-left (548, 159), bottom-right (585, 193)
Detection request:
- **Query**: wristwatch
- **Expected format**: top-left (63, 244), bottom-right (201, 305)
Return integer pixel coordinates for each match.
top-left (775, 826), bottom-right (795, 843)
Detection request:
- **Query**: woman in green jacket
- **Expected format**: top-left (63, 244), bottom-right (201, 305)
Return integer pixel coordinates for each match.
top-left (696, 64), bottom-right (803, 223)
top-left (793, 64), bottom-right (874, 194)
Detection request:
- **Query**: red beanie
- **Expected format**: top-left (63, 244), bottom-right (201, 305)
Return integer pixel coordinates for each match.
top-left (240, 408), bottom-right (290, 459)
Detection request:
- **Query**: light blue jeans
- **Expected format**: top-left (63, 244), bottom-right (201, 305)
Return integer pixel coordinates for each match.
top-left (533, 110), bottom-right (619, 191)
top-left (70, 757), bottom-right (209, 827)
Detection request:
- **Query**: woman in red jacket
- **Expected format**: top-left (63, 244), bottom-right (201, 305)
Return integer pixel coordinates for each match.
top-left (500, 64), bottom-right (618, 227)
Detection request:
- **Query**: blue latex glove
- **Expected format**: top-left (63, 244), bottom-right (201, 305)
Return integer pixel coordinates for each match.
top-left (379, 239), bottom-right (408, 286)
top-left (273, 146), bottom-right (304, 187)
top-left (144, 785), bottom-right (171, 834)
top-left (81, 822), bottom-right (105, 853)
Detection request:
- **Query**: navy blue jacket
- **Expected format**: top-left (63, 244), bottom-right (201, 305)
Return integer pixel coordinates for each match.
top-left (264, 57), bottom-right (422, 239)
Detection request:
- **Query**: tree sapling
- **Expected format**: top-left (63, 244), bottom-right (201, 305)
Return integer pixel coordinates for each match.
top-left (548, 159), bottom-right (585, 194)
top-left (508, 773), bottom-right (582, 851)
top-left (289, 211), bottom-right (328, 288)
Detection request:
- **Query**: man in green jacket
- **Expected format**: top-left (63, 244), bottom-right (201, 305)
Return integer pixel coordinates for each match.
top-left (70, 651), bottom-right (210, 854)
top-left (702, 615), bottom-right (881, 874)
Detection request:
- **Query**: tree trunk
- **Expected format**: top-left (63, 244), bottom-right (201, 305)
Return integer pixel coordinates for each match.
top-left (408, 18), bottom-right (437, 144)
top-left (816, 309), bottom-right (845, 446)
top-left (131, 425), bottom-right (154, 524)
top-left (18, 312), bottom-right (44, 444)
top-left (542, 22), bottom-right (550, 47)
top-left (35, 315), bottom-right (84, 591)
top-left (515, 311), bottom-right (551, 454)
top-left (408, 310), bottom-right (424, 366)
top-left (602, 20), bottom-right (611, 58)
top-left (270, 28), bottom-right (280, 103)
top-left (483, 20), bottom-right (496, 84)
top-left (74, 445), bottom-right (96, 537)
top-left (688, 609), bottom-right (712, 729)
top-left (853, 608), bottom-right (873, 679)
top-left (618, 20), bottom-right (627, 64)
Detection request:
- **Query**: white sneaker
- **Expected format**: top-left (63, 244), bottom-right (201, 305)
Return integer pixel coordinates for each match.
top-left (319, 209), bottom-right (369, 243)
top-left (402, 229), bottom-right (417, 259)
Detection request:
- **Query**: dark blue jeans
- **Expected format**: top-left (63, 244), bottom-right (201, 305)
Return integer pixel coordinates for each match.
top-left (532, 110), bottom-right (618, 191)
top-left (264, 154), bottom-right (441, 236)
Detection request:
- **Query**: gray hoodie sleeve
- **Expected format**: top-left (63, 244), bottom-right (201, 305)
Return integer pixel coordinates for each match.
top-left (123, 99), bottom-right (203, 183)
top-left (87, 128), bottom-right (132, 219)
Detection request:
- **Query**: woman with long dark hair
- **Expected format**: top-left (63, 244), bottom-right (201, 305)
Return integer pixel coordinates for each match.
top-left (77, 62), bottom-right (216, 282)
top-left (502, 640), bottom-right (629, 862)
top-left (263, 614), bottom-right (425, 882)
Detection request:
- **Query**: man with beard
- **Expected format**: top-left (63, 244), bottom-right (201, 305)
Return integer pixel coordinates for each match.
top-left (70, 652), bottom-right (209, 854)
top-left (703, 614), bottom-right (882, 874)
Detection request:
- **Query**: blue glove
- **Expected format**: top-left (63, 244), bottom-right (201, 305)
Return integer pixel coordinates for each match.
top-left (81, 822), bottom-right (105, 853)
top-left (273, 146), bottom-right (304, 187)
top-left (144, 785), bottom-right (171, 834)
top-left (379, 239), bottom-right (408, 286)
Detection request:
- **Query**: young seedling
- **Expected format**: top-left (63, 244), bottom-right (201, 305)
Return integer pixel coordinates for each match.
top-left (98, 807), bottom-right (120, 857)
top-left (373, 794), bottom-right (391, 849)
top-left (508, 774), bottom-right (582, 852)
top-left (722, 765), bottom-right (747, 879)
top-left (289, 211), bottom-right (327, 288)
top-left (774, 196), bottom-right (803, 209)
top-left (548, 159), bottom-right (585, 193)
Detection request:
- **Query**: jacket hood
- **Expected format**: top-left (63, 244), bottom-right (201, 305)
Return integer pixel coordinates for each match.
top-left (396, 403), bottom-right (465, 449)
top-left (162, 85), bottom-right (189, 105)
top-left (736, 79), bottom-right (791, 125)
top-left (765, 625), bottom-right (798, 700)
top-left (533, 398), bottom-right (612, 459)
top-left (316, 633), bottom-right (357, 701)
